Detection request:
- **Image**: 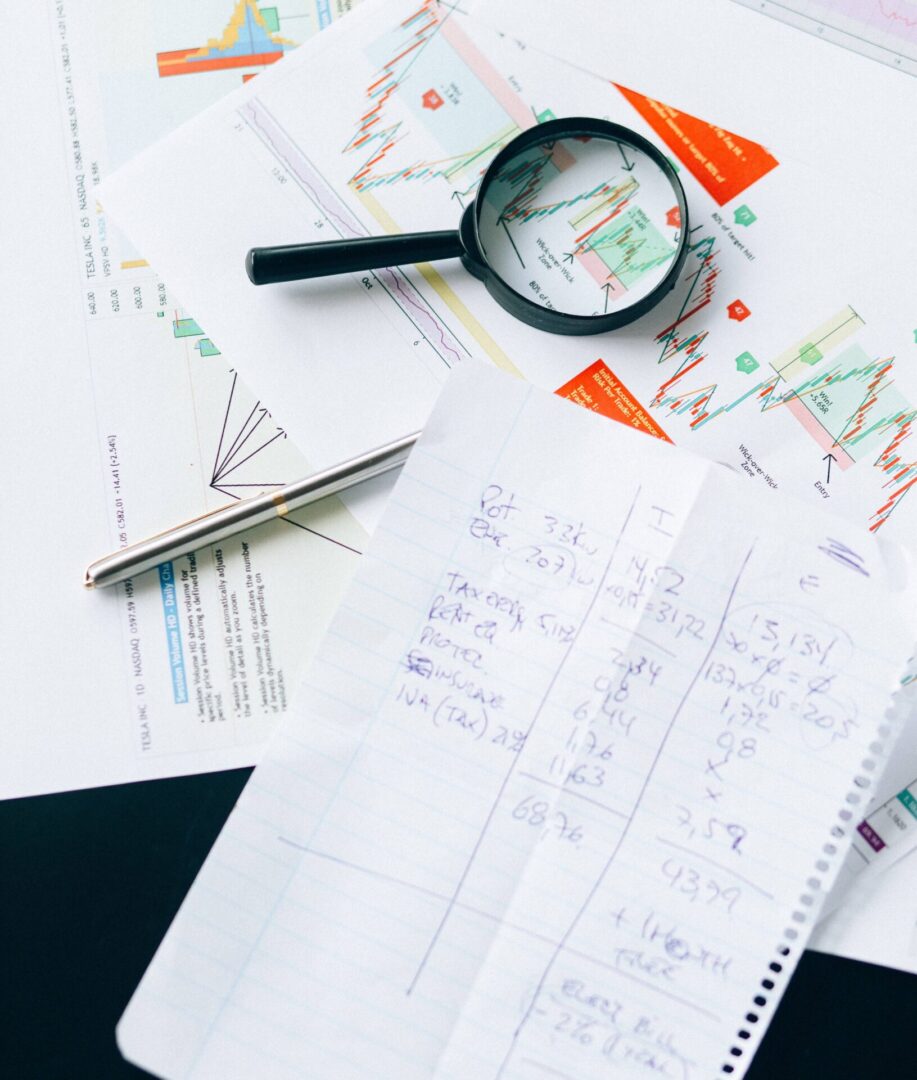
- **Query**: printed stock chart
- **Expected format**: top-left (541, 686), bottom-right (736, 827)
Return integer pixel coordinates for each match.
top-left (156, 0), bottom-right (298, 79)
top-left (335, 0), bottom-right (917, 531)
top-left (411, 3), bottom-right (911, 530)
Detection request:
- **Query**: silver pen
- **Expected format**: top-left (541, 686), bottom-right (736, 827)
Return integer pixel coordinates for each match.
top-left (84, 431), bottom-right (420, 589)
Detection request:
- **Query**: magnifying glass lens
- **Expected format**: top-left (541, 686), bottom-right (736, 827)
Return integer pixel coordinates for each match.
top-left (477, 135), bottom-right (683, 319)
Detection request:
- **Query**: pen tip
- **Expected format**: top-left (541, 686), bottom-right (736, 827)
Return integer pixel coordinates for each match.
top-left (84, 570), bottom-right (95, 590)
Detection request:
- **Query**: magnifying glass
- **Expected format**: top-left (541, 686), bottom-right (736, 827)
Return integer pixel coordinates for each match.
top-left (246, 117), bottom-right (689, 336)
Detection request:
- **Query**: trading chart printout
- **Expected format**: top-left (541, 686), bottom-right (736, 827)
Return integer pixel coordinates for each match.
top-left (104, 0), bottom-right (917, 546)
top-left (116, 362), bottom-right (917, 1079)
top-left (0, 0), bottom-right (362, 798)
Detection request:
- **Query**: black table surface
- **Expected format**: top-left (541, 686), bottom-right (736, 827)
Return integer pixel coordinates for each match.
top-left (4, 769), bottom-right (915, 1079)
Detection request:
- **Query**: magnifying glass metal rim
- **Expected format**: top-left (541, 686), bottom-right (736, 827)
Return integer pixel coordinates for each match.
top-left (458, 116), bottom-right (690, 336)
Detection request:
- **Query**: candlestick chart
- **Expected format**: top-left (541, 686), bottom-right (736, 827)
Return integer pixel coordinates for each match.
top-left (344, 0), bottom-right (528, 196)
top-left (650, 261), bottom-right (917, 530)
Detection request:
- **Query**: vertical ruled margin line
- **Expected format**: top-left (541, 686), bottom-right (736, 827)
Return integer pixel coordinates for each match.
top-left (406, 485), bottom-right (643, 995)
top-left (494, 541), bottom-right (756, 1078)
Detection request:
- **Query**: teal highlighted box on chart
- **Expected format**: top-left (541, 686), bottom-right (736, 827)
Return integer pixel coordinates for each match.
top-left (897, 787), bottom-right (917, 820)
top-left (158, 562), bottom-right (188, 705)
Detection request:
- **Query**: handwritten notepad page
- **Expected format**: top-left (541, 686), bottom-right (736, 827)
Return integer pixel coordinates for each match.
top-left (118, 362), bottom-right (915, 1079)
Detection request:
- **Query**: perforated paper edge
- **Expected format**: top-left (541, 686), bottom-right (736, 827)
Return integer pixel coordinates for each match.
top-left (718, 679), bottom-right (913, 1075)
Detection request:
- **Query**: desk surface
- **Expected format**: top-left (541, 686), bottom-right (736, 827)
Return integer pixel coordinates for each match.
top-left (3, 769), bottom-right (913, 1078)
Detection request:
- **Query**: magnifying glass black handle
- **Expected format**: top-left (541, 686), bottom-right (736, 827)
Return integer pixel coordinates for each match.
top-left (246, 230), bottom-right (465, 285)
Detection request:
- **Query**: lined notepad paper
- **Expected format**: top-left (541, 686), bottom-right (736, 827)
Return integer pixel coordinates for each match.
top-left (118, 362), bottom-right (916, 1079)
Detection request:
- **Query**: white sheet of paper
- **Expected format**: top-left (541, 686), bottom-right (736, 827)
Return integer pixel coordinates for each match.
top-left (729, 0), bottom-right (917, 75)
top-left (0, 1), bottom-right (365, 799)
top-left (730, 0), bottom-right (915, 75)
top-left (468, 0), bottom-right (917, 211)
top-left (116, 360), bottom-right (916, 1079)
top-left (99, 0), bottom-right (917, 557)
top-left (811, 845), bottom-right (917, 976)
top-left (816, 688), bottom-right (917, 916)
